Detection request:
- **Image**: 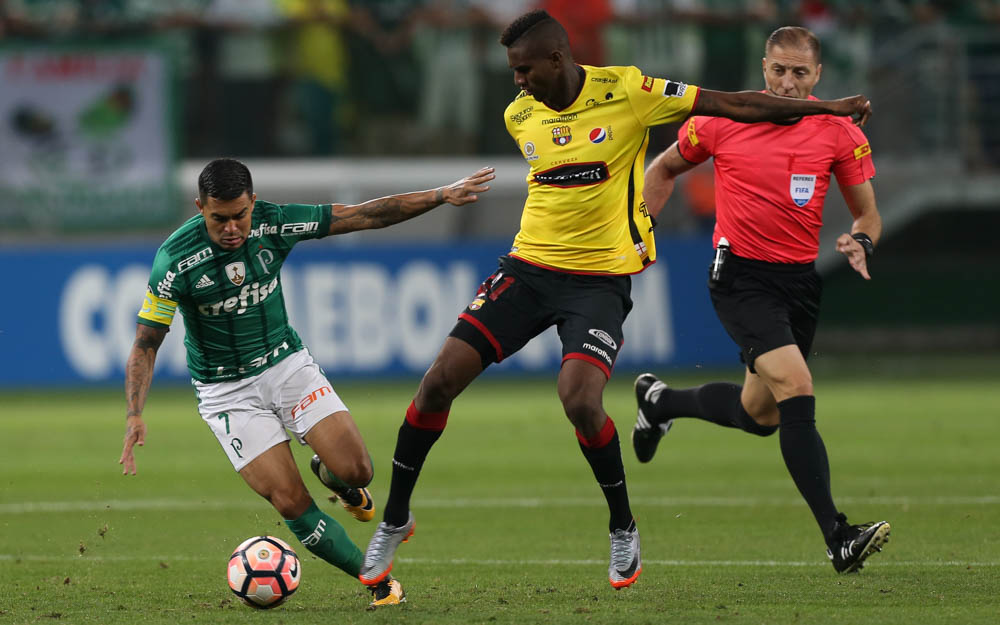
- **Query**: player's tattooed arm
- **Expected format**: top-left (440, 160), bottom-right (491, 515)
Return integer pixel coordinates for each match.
top-left (125, 324), bottom-right (167, 418)
top-left (120, 324), bottom-right (167, 475)
top-left (327, 167), bottom-right (495, 235)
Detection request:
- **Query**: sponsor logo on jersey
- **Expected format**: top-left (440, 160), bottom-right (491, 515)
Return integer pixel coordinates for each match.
top-left (641, 76), bottom-right (655, 92)
top-left (522, 141), bottom-right (538, 161)
top-left (589, 128), bottom-right (607, 144)
top-left (586, 92), bottom-right (615, 107)
top-left (509, 106), bottom-right (533, 125)
top-left (177, 246), bottom-right (213, 274)
top-left (790, 174), bottom-right (817, 207)
top-left (582, 342), bottom-right (613, 366)
top-left (541, 113), bottom-right (578, 125)
top-left (588, 328), bottom-right (617, 350)
top-left (853, 142), bottom-right (872, 160)
top-left (194, 274), bottom-right (214, 289)
top-left (156, 270), bottom-right (176, 299)
top-left (281, 221), bottom-right (319, 235)
top-left (198, 277), bottom-right (280, 317)
top-left (552, 125), bottom-right (572, 146)
top-left (534, 162), bottom-right (609, 187)
top-left (249, 223), bottom-right (278, 238)
top-left (686, 118), bottom-right (700, 146)
top-left (663, 80), bottom-right (687, 97)
top-left (226, 262), bottom-right (246, 286)
top-left (590, 76), bottom-right (618, 84)
top-left (551, 157), bottom-right (578, 166)
top-left (292, 384), bottom-right (334, 419)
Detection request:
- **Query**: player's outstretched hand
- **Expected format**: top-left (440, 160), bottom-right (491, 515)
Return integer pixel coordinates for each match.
top-left (442, 167), bottom-right (495, 206)
top-left (829, 95), bottom-right (872, 127)
top-left (836, 233), bottom-right (871, 280)
top-left (119, 415), bottom-right (146, 475)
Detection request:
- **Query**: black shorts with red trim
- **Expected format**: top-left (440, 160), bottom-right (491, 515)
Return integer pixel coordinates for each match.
top-left (709, 254), bottom-right (821, 374)
top-left (449, 255), bottom-right (632, 378)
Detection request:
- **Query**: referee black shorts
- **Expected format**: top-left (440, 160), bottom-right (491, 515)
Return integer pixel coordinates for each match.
top-left (449, 255), bottom-right (632, 378)
top-left (709, 254), bottom-right (822, 374)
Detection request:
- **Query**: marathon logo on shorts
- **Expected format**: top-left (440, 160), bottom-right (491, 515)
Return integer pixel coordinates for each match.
top-left (588, 328), bottom-right (617, 350)
top-left (534, 162), bottom-right (609, 188)
top-left (292, 385), bottom-right (334, 419)
top-left (790, 174), bottom-right (816, 207)
top-left (583, 343), bottom-right (613, 366)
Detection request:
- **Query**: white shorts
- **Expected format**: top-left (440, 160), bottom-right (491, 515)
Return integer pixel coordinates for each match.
top-left (193, 349), bottom-right (349, 471)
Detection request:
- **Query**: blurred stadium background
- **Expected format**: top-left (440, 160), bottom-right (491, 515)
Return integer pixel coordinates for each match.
top-left (1, 0), bottom-right (998, 387)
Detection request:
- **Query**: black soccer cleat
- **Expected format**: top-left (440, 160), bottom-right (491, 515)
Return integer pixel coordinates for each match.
top-left (827, 514), bottom-right (891, 573)
top-left (631, 373), bottom-right (673, 463)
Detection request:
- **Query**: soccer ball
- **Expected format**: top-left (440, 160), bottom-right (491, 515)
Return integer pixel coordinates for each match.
top-left (227, 536), bottom-right (301, 609)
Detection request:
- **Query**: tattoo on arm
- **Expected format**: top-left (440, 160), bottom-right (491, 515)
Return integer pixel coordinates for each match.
top-left (329, 187), bottom-right (445, 235)
top-left (126, 326), bottom-right (166, 418)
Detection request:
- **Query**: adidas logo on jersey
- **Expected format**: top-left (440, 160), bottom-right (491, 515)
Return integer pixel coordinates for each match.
top-left (195, 274), bottom-right (215, 289)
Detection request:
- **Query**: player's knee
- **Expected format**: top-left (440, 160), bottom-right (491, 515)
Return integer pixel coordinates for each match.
top-left (269, 487), bottom-right (311, 519)
top-left (560, 395), bottom-right (603, 431)
top-left (338, 457), bottom-right (373, 487)
top-left (417, 369), bottom-right (461, 412)
top-left (750, 408), bottom-right (780, 429)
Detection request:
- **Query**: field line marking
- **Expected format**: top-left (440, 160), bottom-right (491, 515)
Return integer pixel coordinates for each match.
top-left (3, 495), bottom-right (1000, 514)
top-left (0, 554), bottom-right (996, 567)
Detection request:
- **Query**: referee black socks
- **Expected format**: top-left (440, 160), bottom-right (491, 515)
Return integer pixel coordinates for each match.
top-left (655, 382), bottom-right (777, 437)
top-left (777, 395), bottom-right (840, 545)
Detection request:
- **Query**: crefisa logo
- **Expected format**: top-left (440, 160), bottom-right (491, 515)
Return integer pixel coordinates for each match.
top-left (589, 128), bottom-right (607, 144)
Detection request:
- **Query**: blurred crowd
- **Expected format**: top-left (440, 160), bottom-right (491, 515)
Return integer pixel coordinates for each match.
top-left (2, 0), bottom-right (999, 159)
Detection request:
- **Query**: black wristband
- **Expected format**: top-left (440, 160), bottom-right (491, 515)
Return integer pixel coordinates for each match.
top-left (851, 232), bottom-right (874, 259)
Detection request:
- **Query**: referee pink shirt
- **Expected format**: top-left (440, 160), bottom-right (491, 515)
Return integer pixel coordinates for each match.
top-left (677, 96), bottom-right (876, 264)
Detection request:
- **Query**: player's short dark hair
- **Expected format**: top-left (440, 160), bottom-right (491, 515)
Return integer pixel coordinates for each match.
top-left (499, 9), bottom-right (569, 51)
top-left (766, 26), bottom-right (821, 63)
top-left (198, 158), bottom-right (253, 203)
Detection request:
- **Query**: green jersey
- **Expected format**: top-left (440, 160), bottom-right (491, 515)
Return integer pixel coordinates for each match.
top-left (138, 201), bottom-right (332, 382)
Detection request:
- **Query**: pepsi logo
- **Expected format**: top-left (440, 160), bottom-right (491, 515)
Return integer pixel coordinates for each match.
top-left (589, 128), bottom-right (607, 144)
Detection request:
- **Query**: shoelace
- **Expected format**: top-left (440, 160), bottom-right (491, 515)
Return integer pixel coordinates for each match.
top-left (610, 529), bottom-right (635, 570)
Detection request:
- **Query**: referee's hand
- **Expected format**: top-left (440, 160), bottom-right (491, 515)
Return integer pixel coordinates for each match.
top-left (836, 233), bottom-right (871, 280)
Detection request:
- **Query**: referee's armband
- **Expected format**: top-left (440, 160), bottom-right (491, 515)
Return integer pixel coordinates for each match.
top-left (851, 232), bottom-right (874, 260)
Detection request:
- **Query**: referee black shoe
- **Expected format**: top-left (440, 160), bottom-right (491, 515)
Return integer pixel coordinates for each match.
top-left (827, 514), bottom-right (891, 573)
top-left (631, 373), bottom-right (673, 463)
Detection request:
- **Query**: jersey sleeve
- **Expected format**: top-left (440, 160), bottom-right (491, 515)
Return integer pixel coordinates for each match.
top-left (137, 246), bottom-right (179, 329)
top-left (831, 122), bottom-right (875, 185)
top-left (624, 65), bottom-right (700, 127)
top-left (676, 116), bottom-right (714, 164)
top-left (274, 203), bottom-right (334, 241)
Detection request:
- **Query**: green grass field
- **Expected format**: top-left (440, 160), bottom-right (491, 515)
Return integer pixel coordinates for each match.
top-left (2, 358), bottom-right (998, 624)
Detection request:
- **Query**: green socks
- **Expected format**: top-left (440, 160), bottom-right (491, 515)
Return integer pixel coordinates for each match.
top-left (285, 500), bottom-right (363, 577)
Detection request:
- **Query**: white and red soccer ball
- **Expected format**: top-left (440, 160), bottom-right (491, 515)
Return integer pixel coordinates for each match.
top-left (227, 536), bottom-right (301, 609)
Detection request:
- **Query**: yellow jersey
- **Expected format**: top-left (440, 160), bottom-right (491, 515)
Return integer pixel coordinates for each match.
top-left (504, 65), bottom-right (699, 274)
